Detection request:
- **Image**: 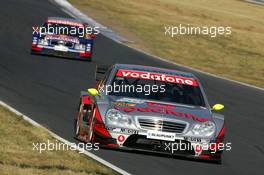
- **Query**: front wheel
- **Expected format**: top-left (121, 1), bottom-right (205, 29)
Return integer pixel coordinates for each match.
top-left (74, 118), bottom-right (80, 137)
top-left (74, 104), bottom-right (83, 137)
top-left (87, 108), bottom-right (96, 143)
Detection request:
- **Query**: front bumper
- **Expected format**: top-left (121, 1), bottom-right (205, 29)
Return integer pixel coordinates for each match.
top-left (94, 126), bottom-right (222, 161)
top-left (31, 44), bottom-right (92, 60)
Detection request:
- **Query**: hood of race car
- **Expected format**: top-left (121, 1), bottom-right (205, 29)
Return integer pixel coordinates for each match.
top-left (98, 96), bottom-right (213, 127)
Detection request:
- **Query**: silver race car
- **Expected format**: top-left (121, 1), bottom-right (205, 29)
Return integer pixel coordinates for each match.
top-left (74, 64), bottom-right (225, 163)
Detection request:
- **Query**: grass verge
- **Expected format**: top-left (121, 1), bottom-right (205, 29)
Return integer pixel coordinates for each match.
top-left (0, 105), bottom-right (118, 175)
top-left (70, 0), bottom-right (264, 88)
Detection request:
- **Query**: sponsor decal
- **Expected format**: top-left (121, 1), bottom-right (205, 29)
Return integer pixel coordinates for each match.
top-left (113, 102), bottom-right (136, 107)
top-left (120, 128), bottom-right (138, 134)
top-left (107, 127), bottom-right (138, 134)
top-left (116, 69), bottom-right (198, 86)
top-left (184, 137), bottom-right (202, 142)
top-left (47, 19), bottom-right (84, 27)
top-left (115, 106), bottom-right (208, 122)
top-left (117, 135), bottom-right (125, 142)
top-left (45, 35), bottom-right (80, 44)
top-left (116, 98), bottom-right (145, 104)
top-left (147, 130), bottom-right (175, 141)
top-left (195, 144), bottom-right (203, 156)
top-left (148, 102), bottom-right (175, 109)
top-left (54, 45), bottom-right (68, 52)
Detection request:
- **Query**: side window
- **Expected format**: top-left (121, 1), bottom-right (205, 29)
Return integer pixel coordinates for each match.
top-left (101, 67), bottom-right (112, 85)
top-left (98, 67), bottom-right (113, 94)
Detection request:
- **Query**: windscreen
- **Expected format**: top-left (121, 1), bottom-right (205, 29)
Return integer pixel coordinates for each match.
top-left (109, 69), bottom-right (205, 107)
top-left (42, 23), bottom-right (83, 38)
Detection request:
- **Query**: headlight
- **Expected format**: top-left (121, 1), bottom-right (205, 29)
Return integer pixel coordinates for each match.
top-left (191, 121), bottom-right (215, 137)
top-left (75, 43), bottom-right (85, 50)
top-left (38, 39), bottom-right (48, 46)
top-left (106, 109), bottom-right (131, 126)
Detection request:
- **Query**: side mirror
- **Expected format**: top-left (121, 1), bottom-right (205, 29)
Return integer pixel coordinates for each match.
top-left (85, 34), bottom-right (96, 39)
top-left (87, 88), bottom-right (99, 96)
top-left (91, 34), bottom-right (97, 39)
top-left (212, 104), bottom-right (224, 111)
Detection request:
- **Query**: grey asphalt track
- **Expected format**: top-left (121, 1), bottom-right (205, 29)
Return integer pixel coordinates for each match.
top-left (1, 0), bottom-right (264, 175)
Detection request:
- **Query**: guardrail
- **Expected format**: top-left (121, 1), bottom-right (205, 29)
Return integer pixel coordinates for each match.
top-left (244, 0), bottom-right (264, 5)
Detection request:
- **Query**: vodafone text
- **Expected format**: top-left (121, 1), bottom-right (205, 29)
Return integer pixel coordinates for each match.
top-left (116, 69), bottom-right (198, 86)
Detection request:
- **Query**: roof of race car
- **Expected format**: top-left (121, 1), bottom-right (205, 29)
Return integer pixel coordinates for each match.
top-left (47, 17), bottom-right (82, 23)
top-left (46, 17), bottom-right (84, 27)
top-left (114, 64), bottom-right (197, 79)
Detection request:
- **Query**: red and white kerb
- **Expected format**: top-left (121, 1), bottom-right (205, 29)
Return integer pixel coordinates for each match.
top-left (116, 69), bottom-right (198, 86)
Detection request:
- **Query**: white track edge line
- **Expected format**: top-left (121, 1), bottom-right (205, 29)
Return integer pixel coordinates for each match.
top-left (0, 100), bottom-right (131, 175)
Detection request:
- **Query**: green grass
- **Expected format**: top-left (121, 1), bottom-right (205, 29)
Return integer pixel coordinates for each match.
top-left (0, 105), bottom-right (118, 175)
top-left (70, 0), bottom-right (264, 87)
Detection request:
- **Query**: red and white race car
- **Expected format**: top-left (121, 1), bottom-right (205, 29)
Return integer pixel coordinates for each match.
top-left (75, 64), bottom-right (226, 163)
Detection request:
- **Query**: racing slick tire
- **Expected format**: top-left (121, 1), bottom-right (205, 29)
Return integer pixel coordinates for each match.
top-left (74, 104), bottom-right (82, 137)
top-left (74, 103), bottom-right (82, 138)
top-left (74, 103), bottom-right (96, 143)
top-left (87, 107), bottom-right (96, 143)
top-left (74, 118), bottom-right (81, 137)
